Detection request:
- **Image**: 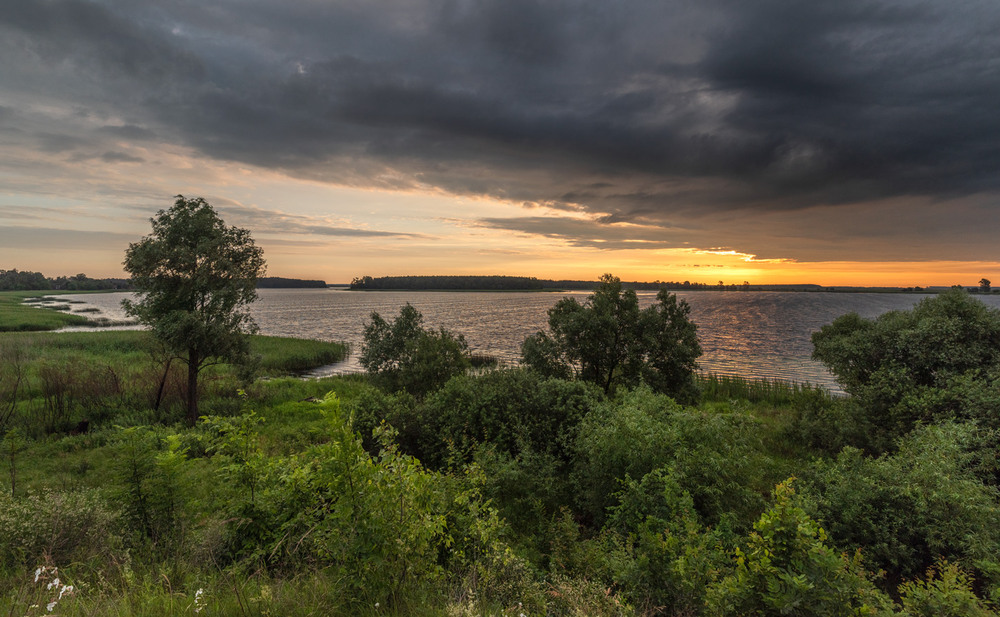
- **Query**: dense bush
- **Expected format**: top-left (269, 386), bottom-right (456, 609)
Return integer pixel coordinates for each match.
top-left (799, 423), bottom-right (1000, 595)
top-left (0, 489), bottom-right (123, 570)
top-left (897, 562), bottom-right (999, 617)
top-left (812, 290), bottom-right (1000, 446)
top-left (573, 387), bottom-right (772, 527)
top-left (601, 467), bottom-right (733, 615)
top-left (705, 480), bottom-right (894, 617)
top-left (349, 385), bottom-right (421, 454)
top-left (422, 369), bottom-right (601, 466)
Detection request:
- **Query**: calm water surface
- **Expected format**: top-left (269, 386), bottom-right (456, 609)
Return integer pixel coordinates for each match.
top-left (59, 289), bottom-right (1000, 392)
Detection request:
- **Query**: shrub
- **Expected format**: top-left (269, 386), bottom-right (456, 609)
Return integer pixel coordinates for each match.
top-left (799, 422), bottom-right (1000, 593)
top-left (705, 480), bottom-right (893, 616)
top-left (0, 489), bottom-right (123, 570)
top-left (601, 467), bottom-right (732, 615)
top-left (573, 386), bottom-right (771, 527)
top-left (349, 385), bottom-right (421, 455)
top-left (112, 426), bottom-right (193, 548)
top-left (812, 289), bottom-right (1000, 445)
top-left (218, 407), bottom-right (449, 607)
top-left (422, 369), bottom-right (601, 466)
top-left (897, 562), bottom-right (998, 617)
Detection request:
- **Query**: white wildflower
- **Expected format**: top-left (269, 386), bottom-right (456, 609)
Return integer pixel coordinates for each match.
top-left (34, 567), bottom-right (43, 583)
top-left (46, 600), bottom-right (57, 612)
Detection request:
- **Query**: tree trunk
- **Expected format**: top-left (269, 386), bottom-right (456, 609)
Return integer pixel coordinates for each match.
top-left (186, 348), bottom-right (199, 426)
top-left (153, 357), bottom-right (173, 413)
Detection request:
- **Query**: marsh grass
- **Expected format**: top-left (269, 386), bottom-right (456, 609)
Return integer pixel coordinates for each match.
top-left (251, 336), bottom-right (349, 373)
top-left (697, 372), bottom-right (834, 406)
top-left (0, 291), bottom-right (92, 332)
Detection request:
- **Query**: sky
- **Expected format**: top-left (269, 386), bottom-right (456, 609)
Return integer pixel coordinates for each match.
top-left (2, 0), bottom-right (999, 286)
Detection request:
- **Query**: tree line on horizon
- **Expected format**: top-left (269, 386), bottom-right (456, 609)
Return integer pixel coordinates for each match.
top-left (348, 274), bottom-right (792, 291)
top-left (0, 268), bottom-right (323, 292)
top-left (0, 269), bottom-right (130, 292)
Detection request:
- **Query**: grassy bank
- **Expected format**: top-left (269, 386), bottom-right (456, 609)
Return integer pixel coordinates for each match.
top-left (0, 291), bottom-right (96, 332)
top-left (0, 330), bottom-right (348, 433)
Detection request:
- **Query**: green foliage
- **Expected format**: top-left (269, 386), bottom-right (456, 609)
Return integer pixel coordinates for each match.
top-left (522, 274), bottom-right (701, 401)
top-left (350, 385), bottom-right (421, 454)
top-left (214, 404), bottom-right (451, 607)
top-left (898, 562), bottom-right (999, 617)
top-left (442, 463), bottom-right (547, 613)
top-left (471, 444), bottom-right (571, 561)
top-left (203, 409), bottom-right (267, 505)
top-left (123, 195), bottom-right (266, 423)
top-left (360, 303), bottom-right (470, 397)
top-left (706, 480), bottom-right (894, 617)
top-left (601, 467), bottom-right (732, 615)
top-left (799, 422), bottom-right (1000, 594)
top-left (812, 290), bottom-right (1000, 445)
top-left (0, 489), bottom-right (122, 570)
top-left (573, 387), bottom-right (771, 527)
top-left (422, 369), bottom-right (601, 465)
top-left (112, 426), bottom-right (192, 547)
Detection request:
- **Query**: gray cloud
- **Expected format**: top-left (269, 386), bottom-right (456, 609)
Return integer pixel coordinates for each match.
top-left (99, 151), bottom-right (145, 163)
top-left (0, 226), bottom-right (135, 250)
top-left (3, 0), bottom-right (1000, 261)
top-left (477, 216), bottom-right (684, 251)
top-left (211, 200), bottom-right (428, 239)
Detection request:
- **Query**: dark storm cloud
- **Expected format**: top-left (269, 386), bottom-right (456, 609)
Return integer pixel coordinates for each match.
top-left (477, 216), bottom-right (683, 250)
top-left (3, 0), bottom-right (1000, 259)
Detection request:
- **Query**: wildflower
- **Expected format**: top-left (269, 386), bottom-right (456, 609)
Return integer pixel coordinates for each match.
top-left (47, 600), bottom-right (57, 612)
top-left (34, 567), bottom-right (43, 583)
top-left (194, 587), bottom-right (206, 613)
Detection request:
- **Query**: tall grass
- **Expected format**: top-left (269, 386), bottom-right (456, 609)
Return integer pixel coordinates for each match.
top-left (697, 372), bottom-right (835, 406)
top-left (251, 336), bottom-right (349, 373)
top-left (0, 331), bottom-right (350, 437)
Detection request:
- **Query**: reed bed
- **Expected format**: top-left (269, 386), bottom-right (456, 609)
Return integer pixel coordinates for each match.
top-left (696, 372), bottom-right (835, 406)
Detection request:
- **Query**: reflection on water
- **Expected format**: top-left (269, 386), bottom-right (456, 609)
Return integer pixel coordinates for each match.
top-left (59, 288), bottom-right (1000, 392)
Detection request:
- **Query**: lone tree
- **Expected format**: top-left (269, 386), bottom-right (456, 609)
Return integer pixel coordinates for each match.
top-left (360, 303), bottom-right (470, 398)
top-left (521, 274), bottom-right (701, 401)
top-left (980, 278), bottom-right (991, 293)
top-left (123, 196), bottom-right (266, 424)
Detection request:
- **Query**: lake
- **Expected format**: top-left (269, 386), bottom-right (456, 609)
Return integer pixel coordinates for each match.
top-left (58, 288), bottom-right (1000, 392)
